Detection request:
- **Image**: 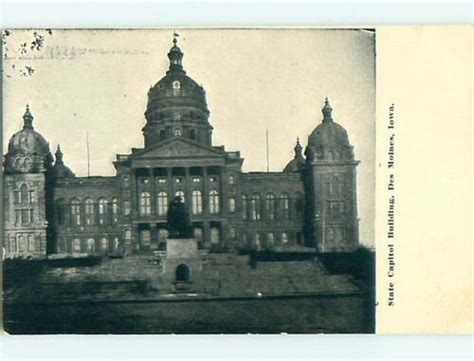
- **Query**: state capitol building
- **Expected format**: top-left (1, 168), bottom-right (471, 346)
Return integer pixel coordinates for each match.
top-left (3, 37), bottom-right (361, 259)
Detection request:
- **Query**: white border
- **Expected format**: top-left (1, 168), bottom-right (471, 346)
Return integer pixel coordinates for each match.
top-left (1, 1), bottom-right (472, 360)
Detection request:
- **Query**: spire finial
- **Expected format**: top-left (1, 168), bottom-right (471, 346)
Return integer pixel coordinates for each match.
top-left (55, 144), bottom-right (63, 163)
top-left (167, 32), bottom-right (184, 73)
top-left (322, 97), bottom-right (333, 122)
top-left (23, 104), bottom-right (34, 129)
top-left (294, 137), bottom-right (303, 154)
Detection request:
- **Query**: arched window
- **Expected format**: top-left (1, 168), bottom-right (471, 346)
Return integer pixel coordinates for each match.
top-left (296, 232), bottom-right (303, 245)
top-left (265, 193), bottom-right (276, 220)
top-left (17, 235), bottom-right (27, 252)
top-left (339, 201), bottom-right (345, 216)
top-left (123, 200), bottom-right (131, 216)
top-left (209, 190), bottom-right (220, 214)
top-left (295, 192), bottom-right (304, 219)
top-left (281, 232), bottom-right (289, 245)
top-left (192, 190), bottom-right (203, 215)
top-left (255, 233), bottom-right (261, 250)
top-left (157, 191), bottom-right (168, 216)
top-left (56, 199), bottom-right (66, 225)
top-left (229, 226), bottom-right (237, 239)
top-left (280, 192), bottom-right (290, 220)
top-left (242, 194), bottom-right (248, 220)
top-left (18, 184), bottom-right (31, 225)
top-left (267, 233), bottom-right (274, 249)
top-left (100, 237), bottom-right (108, 254)
top-left (229, 198), bottom-right (236, 213)
top-left (27, 235), bottom-right (35, 252)
top-left (72, 238), bottom-right (82, 254)
top-left (87, 238), bottom-right (95, 254)
top-left (124, 229), bottom-right (132, 245)
top-left (333, 176), bottom-right (340, 197)
top-left (193, 228), bottom-right (203, 244)
top-left (159, 129), bottom-right (167, 141)
top-left (335, 227), bottom-right (344, 246)
top-left (326, 227), bottom-right (335, 243)
top-left (98, 198), bottom-right (108, 224)
top-left (71, 198), bottom-right (81, 225)
top-left (176, 264), bottom-right (190, 282)
top-left (251, 194), bottom-right (261, 220)
top-left (111, 198), bottom-right (119, 224)
top-left (140, 229), bottom-right (151, 248)
top-left (57, 238), bottom-right (66, 253)
top-left (210, 227), bottom-right (220, 245)
top-left (338, 178), bottom-right (345, 196)
top-left (84, 198), bottom-right (95, 225)
top-left (139, 192), bottom-right (151, 216)
top-left (175, 190), bottom-right (185, 203)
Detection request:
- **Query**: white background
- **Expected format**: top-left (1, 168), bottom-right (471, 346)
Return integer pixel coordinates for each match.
top-left (0, 1), bottom-right (472, 360)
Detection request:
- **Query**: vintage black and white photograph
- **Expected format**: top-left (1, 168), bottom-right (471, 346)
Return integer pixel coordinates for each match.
top-left (2, 29), bottom-right (375, 334)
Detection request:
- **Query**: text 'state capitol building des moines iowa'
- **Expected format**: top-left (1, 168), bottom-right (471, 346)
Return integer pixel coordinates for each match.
top-left (3, 37), bottom-right (361, 261)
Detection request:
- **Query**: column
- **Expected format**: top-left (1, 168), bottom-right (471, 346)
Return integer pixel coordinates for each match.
top-left (167, 167), bottom-right (173, 204)
top-left (185, 167), bottom-right (192, 214)
top-left (202, 166), bottom-right (210, 249)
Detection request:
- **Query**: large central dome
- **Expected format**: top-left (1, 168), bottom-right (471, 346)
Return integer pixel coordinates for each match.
top-left (143, 37), bottom-right (213, 148)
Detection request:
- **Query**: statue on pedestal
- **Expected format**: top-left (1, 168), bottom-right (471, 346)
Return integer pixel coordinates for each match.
top-left (167, 196), bottom-right (193, 238)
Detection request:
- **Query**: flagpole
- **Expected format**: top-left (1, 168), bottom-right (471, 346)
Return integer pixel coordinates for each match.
top-left (266, 128), bottom-right (269, 172)
top-left (86, 131), bottom-right (90, 177)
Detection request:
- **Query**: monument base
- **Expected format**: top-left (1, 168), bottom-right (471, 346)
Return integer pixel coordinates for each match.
top-left (166, 238), bottom-right (198, 259)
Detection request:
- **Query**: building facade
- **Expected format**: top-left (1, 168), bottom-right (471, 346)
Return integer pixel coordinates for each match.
top-left (3, 38), bottom-right (360, 259)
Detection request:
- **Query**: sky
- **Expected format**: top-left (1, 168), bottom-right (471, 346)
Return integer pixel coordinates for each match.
top-left (3, 29), bottom-right (375, 245)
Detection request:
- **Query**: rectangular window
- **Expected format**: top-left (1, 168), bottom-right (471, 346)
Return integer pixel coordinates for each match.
top-left (124, 200), bottom-right (131, 215)
top-left (29, 190), bottom-right (35, 203)
top-left (14, 191), bottom-right (20, 205)
top-left (21, 209), bottom-right (29, 224)
top-left (229, 198), bottom-right (236, 213)
top-left (139, 192), bottom-right (151, 216)
top-left (140, 230), bottom-right (151, 248)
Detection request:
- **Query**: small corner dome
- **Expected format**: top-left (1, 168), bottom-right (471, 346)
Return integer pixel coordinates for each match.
top-left (283, 158), bottom-right (304, 173)
top-left (51, 145), bottom-right (75, 179)
top-left (283, 138), bottom-right (305, 172)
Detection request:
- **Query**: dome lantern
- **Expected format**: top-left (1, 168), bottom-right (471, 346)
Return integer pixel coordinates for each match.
top-left (55, 145), bottom-right (64, 163)
top-left (23, 104), bottom-right (34, 129)
top-left (167, 34), bottom-right (185, 74)
top-left (322, 97), bottom-right (333, 122)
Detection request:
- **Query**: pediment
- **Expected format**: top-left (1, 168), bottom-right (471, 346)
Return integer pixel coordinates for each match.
top-left (132, 138), bottom-right (224, 159)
